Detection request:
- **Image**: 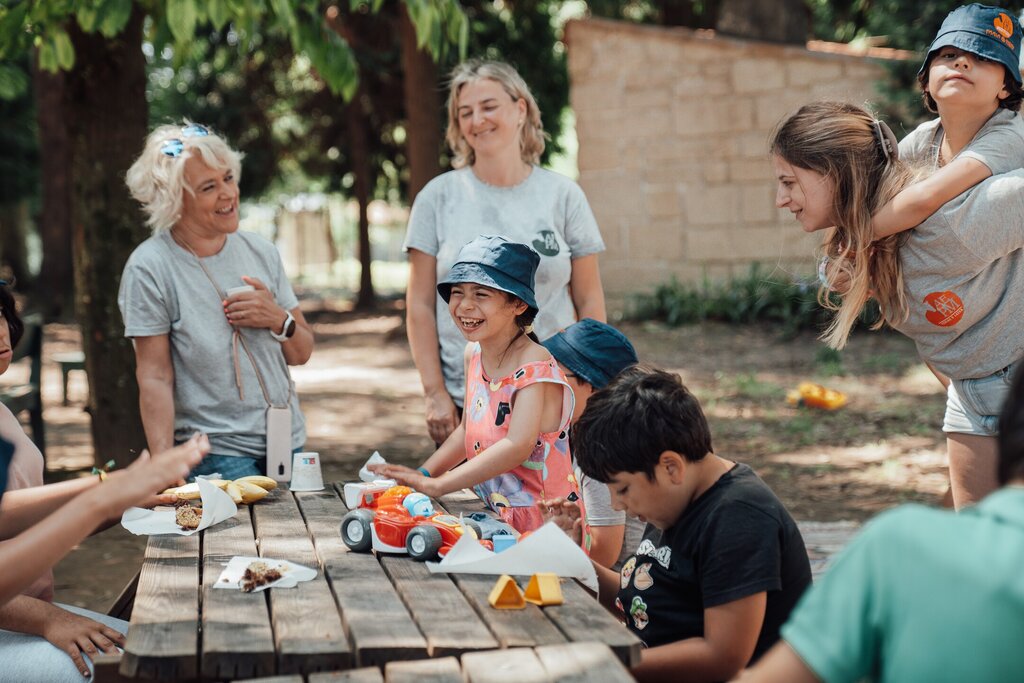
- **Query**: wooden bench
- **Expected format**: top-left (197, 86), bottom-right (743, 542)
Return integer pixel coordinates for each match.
top-left (52, 350), bottom-right (86, 405)
top-left (231, 642), bottom-right (635, 682)
top-left (0, 313), bottom-right (44, 456)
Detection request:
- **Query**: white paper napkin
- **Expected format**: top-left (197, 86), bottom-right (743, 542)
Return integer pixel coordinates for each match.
top-left (427, 521), bottom-right (598, 591)
top-left (213, 556), bottom-right (317, 592)
top-left (358, 450), bottom-right (387, 482)
top-left (120, 477), bottom-right (238, 536)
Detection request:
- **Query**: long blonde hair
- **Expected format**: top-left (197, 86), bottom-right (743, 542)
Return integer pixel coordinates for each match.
top-left (770, 101), bottom-right (920, 349)
top-left (445, 60), bottom-right (547, 168)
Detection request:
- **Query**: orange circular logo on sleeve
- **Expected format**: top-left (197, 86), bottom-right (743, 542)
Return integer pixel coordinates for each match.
top-left (924, 291), bottom-right (964, 327)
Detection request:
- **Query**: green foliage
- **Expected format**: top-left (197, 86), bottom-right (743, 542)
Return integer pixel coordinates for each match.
top-left (0, 0), bottom-right (469, 102)
top-left (0, 60), bottom-right (37, 204)
top-left (627, 264), bottom-right (882, 335)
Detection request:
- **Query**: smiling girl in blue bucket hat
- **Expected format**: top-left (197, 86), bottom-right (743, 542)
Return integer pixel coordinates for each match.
top-left (845, 4), bottom-right (1024, 250)
top-left (371, 235), bottom-right (583, 533)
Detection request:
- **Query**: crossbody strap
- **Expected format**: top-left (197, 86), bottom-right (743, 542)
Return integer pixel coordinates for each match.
top-left (175, 235), bottom-right (290, 407)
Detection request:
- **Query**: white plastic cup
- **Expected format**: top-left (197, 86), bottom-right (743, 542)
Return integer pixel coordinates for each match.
top-left (225, 284), bottom-right (255, 297)
top-left (289, 452), bottom-right (324, 491)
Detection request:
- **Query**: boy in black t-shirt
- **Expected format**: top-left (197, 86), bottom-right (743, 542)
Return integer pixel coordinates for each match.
top-left (554, 366), bottom-right (811, 682)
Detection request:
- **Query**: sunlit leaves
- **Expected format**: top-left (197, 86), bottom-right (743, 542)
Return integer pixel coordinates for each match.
top-left (0, 62), bottom-right (28, 99)
top-left (166, 0), bottom-right (198, 43)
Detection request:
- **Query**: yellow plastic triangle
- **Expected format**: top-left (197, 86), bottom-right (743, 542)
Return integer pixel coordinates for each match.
top-left (524, 573), bottom-right (563, 606)
top-left (488, 575), bottom-right (526, 609)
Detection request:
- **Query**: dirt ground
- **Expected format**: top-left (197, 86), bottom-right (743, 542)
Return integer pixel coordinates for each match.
top-left (8, 301), bottom-right (949, 613)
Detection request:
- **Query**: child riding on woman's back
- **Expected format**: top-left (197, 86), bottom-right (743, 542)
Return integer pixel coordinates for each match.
top-left (371, 235), bottom-right (581, 533)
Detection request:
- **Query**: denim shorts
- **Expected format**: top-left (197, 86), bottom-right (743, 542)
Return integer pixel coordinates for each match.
top-left (943, 361), bottom-right (1019, 437)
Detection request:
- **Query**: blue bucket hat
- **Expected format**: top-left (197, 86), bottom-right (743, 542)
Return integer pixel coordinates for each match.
top-left (437, 235), bottom-right (540, 314)
top-left (541, 318), bottom-right (638, 389)
top-left (919, 4), bottom-right (1023, 85)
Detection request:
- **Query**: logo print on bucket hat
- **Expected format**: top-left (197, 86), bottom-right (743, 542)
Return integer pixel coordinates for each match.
top-left (994, 12), bottom-right (1013, 39)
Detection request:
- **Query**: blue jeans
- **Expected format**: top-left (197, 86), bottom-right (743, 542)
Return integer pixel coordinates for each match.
top-left (0, 603), bottom-right (128, 683)
top-left (944, 361), bottom-right (1019, 437)
top-left (188, 454), bottom-right (264, 481)
top-left (187, 448), bottom-right (304, 481)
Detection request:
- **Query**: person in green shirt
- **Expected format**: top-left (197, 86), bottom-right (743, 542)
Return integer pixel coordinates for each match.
top-left (738, 365), bottom-right (1024, 683)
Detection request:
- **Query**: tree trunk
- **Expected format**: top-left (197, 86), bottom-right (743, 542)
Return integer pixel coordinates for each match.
top-left (64, 8), bottom-right (149, 468)
top-left (346, 88), bottom-right (377, 310)
top-left (32, 58), bottom-right (74, 320)
top-left (0, 201), bottom-right (31, 287)
top-left (398, 3), bottom-right (443, 204)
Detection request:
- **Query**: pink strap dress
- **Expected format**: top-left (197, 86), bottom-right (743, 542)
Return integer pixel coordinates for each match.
top-left (463, 345), bottom-right (586, 534)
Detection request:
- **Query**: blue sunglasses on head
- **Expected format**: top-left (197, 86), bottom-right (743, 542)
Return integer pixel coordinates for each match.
top-left (160, 124), bottom-right (210, 157)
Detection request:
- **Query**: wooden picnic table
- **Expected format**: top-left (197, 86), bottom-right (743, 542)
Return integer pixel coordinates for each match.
top-left (118, 483), bottom-right (641, 682)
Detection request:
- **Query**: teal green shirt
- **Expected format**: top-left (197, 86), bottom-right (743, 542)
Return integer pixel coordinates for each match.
top-left (782, 488), bottom-right (1024, 683)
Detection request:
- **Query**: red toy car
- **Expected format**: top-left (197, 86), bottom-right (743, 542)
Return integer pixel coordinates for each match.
top-left (340, 485), bottom-right (489, 561)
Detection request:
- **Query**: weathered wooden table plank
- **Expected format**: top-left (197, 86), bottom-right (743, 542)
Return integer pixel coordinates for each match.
top-left (534, 642), bottom-right (635, 682)
top-left (121, 533), bottom-right (201, 680)
top-left (379, 555), bottom-right (499, 657)
top-left (253, 489), bottom-right (352, 674)
top-left (384, 656), bottom-right (463, 683)
top-left (308, 668), bottom-right (384, 683)
top-left (201, 507), bottom-right (276, 680)
top-left (437, 489), bottom-right (484, 517)
top-left (461, 647), bottom-right (551, 683)
top-left (453, 574), bottom-right (566, 649)
top-left (297, 488), bottom-right (427, 667)
top-left (231, 676), bottom-right (304, 683)
top-left (541, 580), bottom-right (641, 667)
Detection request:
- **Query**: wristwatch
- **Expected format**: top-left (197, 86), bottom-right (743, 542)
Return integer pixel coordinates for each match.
top-left (270, 311), bottom-right (296, 342)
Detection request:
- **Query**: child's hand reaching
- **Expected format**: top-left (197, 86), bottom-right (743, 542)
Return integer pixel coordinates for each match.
top-left (368, 463), bottom-right (441, 497)
top-left (540, 497), bottom-right (582, 545)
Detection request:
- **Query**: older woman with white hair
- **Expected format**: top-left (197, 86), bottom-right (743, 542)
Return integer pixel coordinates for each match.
top-left (119, 123), bottom-right (312, 480)
top-left (405, 60), bottom-right (607, 444)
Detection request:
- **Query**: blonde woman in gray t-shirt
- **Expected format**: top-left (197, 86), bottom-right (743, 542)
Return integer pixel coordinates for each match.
top-left (404, 60), bottom-right (607, 445)
top-left (772, 101), bottom-right (1024, 509)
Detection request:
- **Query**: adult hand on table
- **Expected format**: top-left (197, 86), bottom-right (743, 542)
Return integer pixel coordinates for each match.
top-left (223, 276), bottom-right (287, 331)
top-left (39, 603), bottom-right (125, 678)
top-left (424, 390), bottom-right (459, 445)
top-left (368, 463), bottom-right (441, 498)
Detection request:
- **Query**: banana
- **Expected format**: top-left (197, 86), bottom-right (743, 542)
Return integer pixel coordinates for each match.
top-left (235, 479), bottom-right (269, 504)
top-left (235, 475), bottom-right (278, 491)
top-left (226, 482), bottom-right (243, 505)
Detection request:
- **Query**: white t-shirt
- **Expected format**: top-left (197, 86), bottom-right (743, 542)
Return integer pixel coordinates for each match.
top-left (404, 166), bottom-right (605, 404)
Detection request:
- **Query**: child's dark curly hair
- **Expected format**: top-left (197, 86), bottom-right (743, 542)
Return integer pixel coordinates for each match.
top-left (0, 282), bottom-right (23, 349)
top-left (918, 58), bottom-right (1024, 113)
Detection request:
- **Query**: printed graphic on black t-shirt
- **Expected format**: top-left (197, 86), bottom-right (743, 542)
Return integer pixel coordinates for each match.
top-left (614, 463), bottom-right (812, 662)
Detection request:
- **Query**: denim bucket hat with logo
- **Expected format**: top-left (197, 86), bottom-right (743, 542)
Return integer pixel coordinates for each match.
top-left (437, 235), bottom-right (540, 314)
top-left (541, 318), bottom-right (638, 389)
top-left (919, 4), bottom-right (1023, 84)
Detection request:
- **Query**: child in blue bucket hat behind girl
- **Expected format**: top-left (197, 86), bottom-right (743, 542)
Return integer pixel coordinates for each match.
top-left (371, 235), bottom-right (583, 533)
top-left (541, 319), bottom-right (645, 570)
top-left (850, 3), bottom-right (1024, 248)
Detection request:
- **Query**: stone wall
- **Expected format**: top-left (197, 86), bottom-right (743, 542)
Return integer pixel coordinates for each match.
top-left (566, 18), bottom-right (908, 300)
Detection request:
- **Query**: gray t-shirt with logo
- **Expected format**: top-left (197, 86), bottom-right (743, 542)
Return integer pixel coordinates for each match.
top-left (891, 170), bottom-right (1024, 379)
top-left (118, 230), bottom-right (306, 457)
top-left (404, 166), bottom-right (605, 404)
top-left (899, 109), bottom-right (1024, 172)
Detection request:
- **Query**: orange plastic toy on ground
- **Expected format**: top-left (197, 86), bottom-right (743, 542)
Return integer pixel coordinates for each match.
top-left (786, 382), bottom-right (847, 410)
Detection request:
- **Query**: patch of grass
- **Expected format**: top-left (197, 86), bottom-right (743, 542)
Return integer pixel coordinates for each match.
top-left (814, 346), bottom-right (845, 377)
